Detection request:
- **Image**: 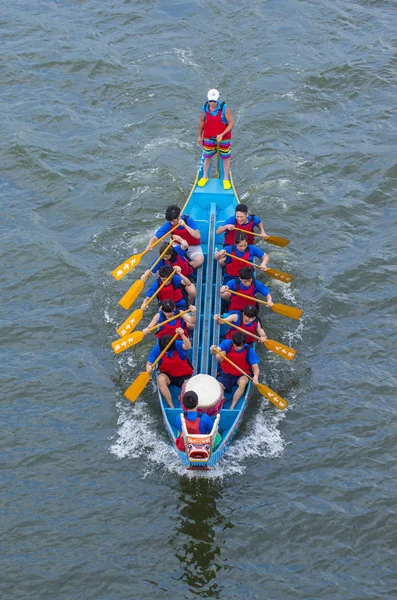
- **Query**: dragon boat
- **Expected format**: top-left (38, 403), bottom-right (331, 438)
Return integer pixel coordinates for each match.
top-left (156, 156), bottom-right (253, 469)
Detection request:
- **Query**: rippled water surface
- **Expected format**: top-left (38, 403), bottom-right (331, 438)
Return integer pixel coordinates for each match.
top-left (2, 1), bottom-right (397, 598)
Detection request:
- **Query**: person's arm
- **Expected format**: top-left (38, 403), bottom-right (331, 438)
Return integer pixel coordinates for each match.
top-left (145, 223), bottom-right (171, 250)
top-left (141, 280), bottom-right (158, 309)
top-left (178, 216), bottom-right (201, 240)
top-left (214, 248), bottom-right (226, 261)
top-left (210, 344), bottom-right (225, 364)
top-left (216, 107), bottom-right (234, 141)
top-left (184, 305), bottom-right (196, 328)
top-left (173, 269), bottom-right (193, 290)
top-left (256, 321), bottom-right (267, 341)
top-left (177, 329), bottom-right (192, 351)
top-left (142, 312), bottom-right (160, 334)
top-left (146, 345), bottom-right (160, 371)
top-left (254, 216), bottom-right (268, 239)
top-left (252, 363), bottom-right (259, 385)
top-left (216, 217), bottom-right (235, 235)
top-left (248, 347), bottom-right (260, 384)
top-left (214, 313), bottom-right (237, 324)
top-left (251, 246), bottom-right (270, 270)
top-left (255, 281), bottom-right (273, 306)
top-left (197, 112), bottom-right (205, 145)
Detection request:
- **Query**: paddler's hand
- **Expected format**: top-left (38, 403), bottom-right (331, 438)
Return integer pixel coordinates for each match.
top-left (260, 265), bottom-right (268, 272)
top-left (197, 135), bottom-right (203, 146)
top-left (259, 335), bottom-right (267, 343)
top-left (141, 300), bottom-right (149, 310)
top-left (226, 224), bottom-right (235, 231)
top-left (178, 217), bottom-right (186, 228)
top-left (216, 133), bottom-right (223, 142)
top-left (261, 233), bottom-right (269, 240)
top-left (220, 285), bottom-right (229, 294)
top-left (189, 304), bottom-right (196, 314)
top-left (173, 265), bottom-right (182, 275)
top-left (176, 327), bottom-right (184, 337)
top-left (142, 327), bottom-right (149, 335)
top-left (141, 270), bottom-right (150, 280)
top-left (252, 375), bottom-right (259, 385)
top-left (213, 314), bottom-right (221, 323)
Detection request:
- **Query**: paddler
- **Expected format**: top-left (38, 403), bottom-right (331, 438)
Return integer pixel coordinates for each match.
top-left (143, 242), bottom-right (197, 304)
top-left (146, 329), bottom-right (193, 408)
top-left (175, 391), bottom-right (215, 451)
top-left (214, 304), bottom-right (267, 344)
top-left (143, 299), bottom-right (196, 338)
top-left (197, 88), bottom-right (234, 190)
top-left (210, 331), bottom-right (260, 409)
top-left (220, 267), bottom-right (273, 312)
top-left (146, 205), bottom-right (204, 268)
top-left (214, 232), bottom-right (270, 283)
top-left (141, 265), bottom-right (193, 310)
top-left (216, 203), bottom-right (268, 245)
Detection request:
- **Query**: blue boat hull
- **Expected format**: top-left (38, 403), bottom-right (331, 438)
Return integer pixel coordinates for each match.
top-left (158, 157), bottom-right (252, 469)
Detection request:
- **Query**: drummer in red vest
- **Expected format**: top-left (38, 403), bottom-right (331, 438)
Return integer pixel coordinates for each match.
top-left (146, 328), bottom-right (193, 408)
top-left (175, 391), bottom-right (214, 451)
top-left (220, 267), bottom-right (273, 313)
top-left (214, 231), bottom-right (270, 284)
top-left (216, 203), bottom-right (268, 246)
top-left (146, 205), bottom-right (204, 268)
top-left (197, 88), bottom-right (235, 190)
top-left (143, 242), bottom-right (197, 304)
top-left (214, 304), bottom-right (267, 344)
top-left (141, 265), bottom-right (193, 311)
top-left (210, 331), bottom-right (260, 409)
top-left (143, 299), bottom-right (196, 338)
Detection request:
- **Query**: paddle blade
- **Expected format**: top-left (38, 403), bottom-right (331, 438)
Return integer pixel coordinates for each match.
top-left (119, 280), bottom-right (145, 310)
top-left (112, 252), bottom-right (143, 281)
top-left (271, 303), bottom-right (303, 320)
top-left (257, 383), bottom-right (288, 410)
top-left (266, 236), bottom-right (290, 248)
top-left (264, 340), bottom-right (296, 360)
top-left (112, 331), bottom-right (145, 355)
top-left (117, 309), bottom-right (144, 337)
top-left (124, 372), bottom-right (150, 403)
top-left (264, 268), bottom-right (294, 284)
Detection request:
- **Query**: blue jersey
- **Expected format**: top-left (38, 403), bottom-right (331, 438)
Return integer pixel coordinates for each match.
top-left (146, 274), bottom-right (184, 298)
top-left (147, 340), bottom-right (187, 364)
top-left (175, 411), bottom-right (214, 434)
top-left (219, 340), bottom-right (259, 365)
top-left (226, 278), bottom-right (270, 298)
top-left (155, 215), bottom-right (199, 240)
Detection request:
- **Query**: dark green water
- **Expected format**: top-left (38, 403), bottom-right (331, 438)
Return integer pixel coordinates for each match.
top-left (2, 1), bottom-right (397, 598)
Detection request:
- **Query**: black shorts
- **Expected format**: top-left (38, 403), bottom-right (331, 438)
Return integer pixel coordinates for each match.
top-left (162, 373), bottom-right (191, 388)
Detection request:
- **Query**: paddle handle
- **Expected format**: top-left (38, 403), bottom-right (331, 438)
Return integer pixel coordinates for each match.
top-left (217, 317), bottom-right (261, 343)
top-left (144, 270), bottom-right (176, 308)
top-left (213, 348), bottom-right (253, 382)
top-left (151, 333), bottom-right (179, 369)
top-left (149, 223), bottom-right (180, 251)
top-left (226, 288), bottom-right (269, 307)
top-left (145, 239), bottom-right (174, 278)
top-left (234, 227), bottom-right (264, 239)
top-left (146, 309), bottom-right (192, 333)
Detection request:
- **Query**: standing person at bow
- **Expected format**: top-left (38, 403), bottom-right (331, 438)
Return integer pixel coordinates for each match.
top-left (216, 203), bottom-right (268, 246)
top-left (141, 265), bottom-right (193, 310)
top-left (214, 304), bottom-right (267, 344)
top-left (146, 329), bottom-right (193, 408)
top-left (143, 242), bottom-right (197, 304)
top-left (214, 231), bottom-right (270, 283)
top-left (210, 331), bottom-right (260, 410)
top-left (220, 267), bottom-right (273, 313)
top-left (143, 299), bottom-right (196, 338)
top-left (197, 88), bottom-right (235, 190)
top-left (146, 205), bottom-right (204, 269)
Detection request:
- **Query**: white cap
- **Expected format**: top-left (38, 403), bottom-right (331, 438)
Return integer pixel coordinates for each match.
top-left (207, 88), bottom-right (220, 101)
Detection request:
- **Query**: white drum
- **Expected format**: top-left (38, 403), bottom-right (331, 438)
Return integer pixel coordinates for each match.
top-left (181, 374), bottom-right (224, 416)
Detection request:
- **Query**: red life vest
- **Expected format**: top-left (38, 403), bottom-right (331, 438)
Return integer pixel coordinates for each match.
top-left (175, 413), bottom-right (202, 450)
top-left (224, 218), bottom-right (256, 245)
top-left (159, 349), bottom-right (193, 377)
top-left (228, 281), bottom-right (258, 312)
top-left (155, 313), bottom-right (188, 338)
top-left (225, 245), bottom-right (251, 277)
top-left (203, 102), bottom-right (231, 139)
top-left (174, 214), bottom-right (200, 247)
top-left (163, 253), bottom-right (193, 277)
top-left (226, 317), bottom-right (258, 344)
top-left (221, 344), bottom-right (252, 376)
top-left (157, 278), bottom-right (185, 305)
